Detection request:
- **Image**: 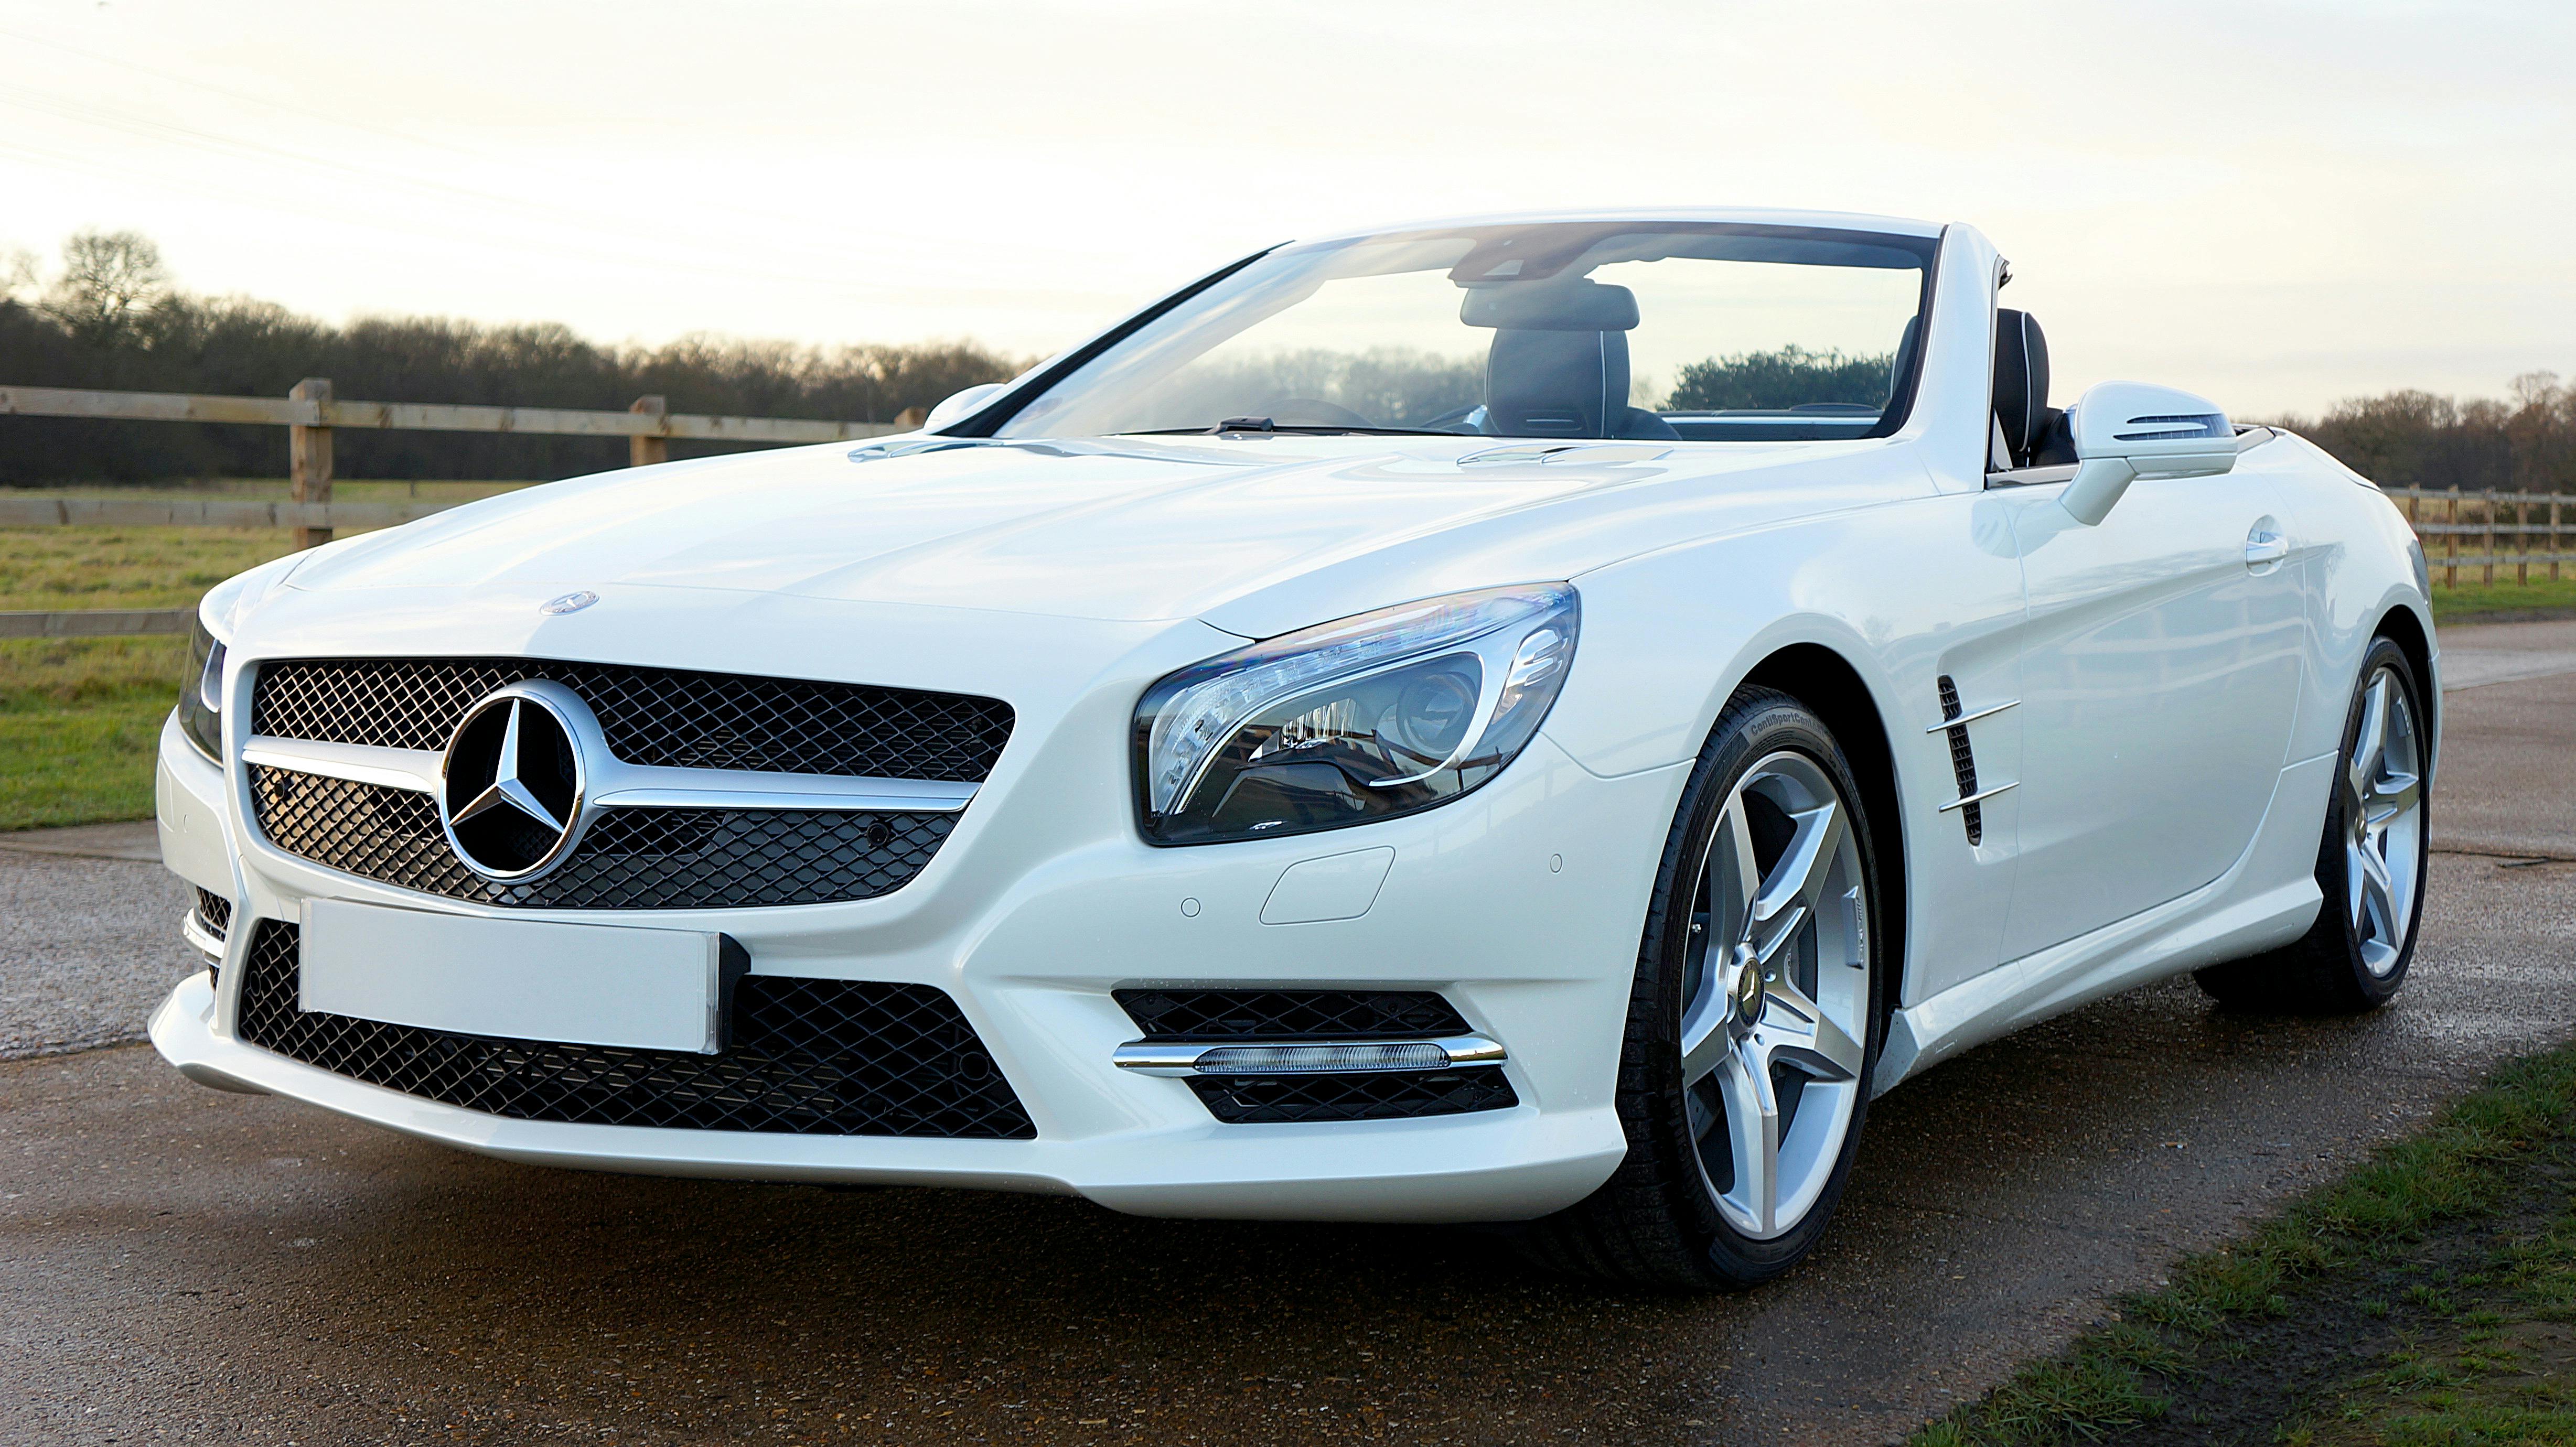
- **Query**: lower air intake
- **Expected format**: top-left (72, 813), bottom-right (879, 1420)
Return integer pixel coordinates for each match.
top-left (233, 920), bottom-right (1033, 1140)
top-left (1116, 987), bottom-right (1516, 1123)
top-left (1188, 1069), bottom-right (1518, 1124)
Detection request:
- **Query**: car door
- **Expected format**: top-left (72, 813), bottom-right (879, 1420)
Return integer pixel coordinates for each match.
top-left (1995, 465), bottom-right (2307, 959)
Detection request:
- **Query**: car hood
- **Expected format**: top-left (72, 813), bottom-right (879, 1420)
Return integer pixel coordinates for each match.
top-left (284, 434), bottom-right (1912, 633)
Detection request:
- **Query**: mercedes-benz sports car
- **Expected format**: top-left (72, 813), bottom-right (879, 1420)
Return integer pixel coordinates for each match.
top-left (149, 209), bottom-right (2437, 1288)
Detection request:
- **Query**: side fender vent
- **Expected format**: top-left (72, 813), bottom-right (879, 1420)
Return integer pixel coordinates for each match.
top-left (1937, 675), bottom-right (1982, 846)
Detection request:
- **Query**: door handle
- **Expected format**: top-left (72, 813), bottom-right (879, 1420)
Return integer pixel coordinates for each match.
top-left (2245, 525), bottom-right (2290, 570)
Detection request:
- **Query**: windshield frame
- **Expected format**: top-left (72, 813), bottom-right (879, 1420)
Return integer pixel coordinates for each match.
top-left (947, 220), bottom-right (1945, 443)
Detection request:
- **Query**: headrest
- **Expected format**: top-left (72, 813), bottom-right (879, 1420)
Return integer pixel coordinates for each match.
top-left (1461, 278), bottom-right (1640, 332)
top-left (1993, 308), bottom-right (2051, 460)
top-left (1487, 328), bottom-right (1629, 437)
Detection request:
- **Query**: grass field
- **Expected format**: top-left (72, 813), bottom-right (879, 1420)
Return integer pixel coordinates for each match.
top-left (0, 499), bottom-right (2565, 833)
top-left (0, 490), bottom-right (542, 832)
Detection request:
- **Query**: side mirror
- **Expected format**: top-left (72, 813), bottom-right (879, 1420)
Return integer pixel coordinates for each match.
top-left (2057, 381), bottom-right (2236, 526)
top-left (921, 382), bottom-right (1006, 433)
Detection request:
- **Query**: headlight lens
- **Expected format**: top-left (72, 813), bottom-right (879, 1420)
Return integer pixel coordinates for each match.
top-left (1134, 583), bottom-right (1579, 845)
top-left (177, 609), bottom-right (227, 761)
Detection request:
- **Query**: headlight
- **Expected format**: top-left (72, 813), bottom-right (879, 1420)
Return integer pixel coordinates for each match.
top-left (1134, 584), bottom-right (1579, 846)
top-left (177, 608), bottom-right (228, 761)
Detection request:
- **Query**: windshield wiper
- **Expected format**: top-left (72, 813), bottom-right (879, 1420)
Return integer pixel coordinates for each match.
top-left (1122, 418), bottom-right (1469, 438)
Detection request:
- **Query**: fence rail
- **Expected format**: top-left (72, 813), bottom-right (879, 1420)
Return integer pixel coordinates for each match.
top-left (0, 608), bottom-right (192, 640)
top-left (0, 384), bottom-right (903, 445)
top-left (2384, 486), bottom-right (2569, 587)
top-left (0, 496), bottom-right (449, 531)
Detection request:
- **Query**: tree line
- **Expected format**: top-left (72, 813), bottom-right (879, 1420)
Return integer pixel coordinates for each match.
top-left (0, 230), bottom-right (1023, 483)
top-left (2, 229), bottom-right (2569, 491)
top-left (2267, 375), bottom-right (2575, 495)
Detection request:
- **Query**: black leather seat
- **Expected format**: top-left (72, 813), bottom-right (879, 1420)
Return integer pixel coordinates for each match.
top-left (1993, 308), bottom-right (2074, 466)
top-left (1468, 279), bottom-right (1678, 440)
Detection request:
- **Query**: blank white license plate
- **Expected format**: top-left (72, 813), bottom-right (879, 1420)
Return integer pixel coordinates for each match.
top-left (300, 899), bottom-right (732, 1054)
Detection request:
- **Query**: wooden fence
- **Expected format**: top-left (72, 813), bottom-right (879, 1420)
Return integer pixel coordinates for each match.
top-left (0, 381), bottom-right (908, 549)
top-left (2384, 487), bottom-right (2570, 587)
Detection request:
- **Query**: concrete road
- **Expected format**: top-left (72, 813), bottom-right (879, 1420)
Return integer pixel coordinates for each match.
top-left (4, 624), bottom-right (2571, 1445)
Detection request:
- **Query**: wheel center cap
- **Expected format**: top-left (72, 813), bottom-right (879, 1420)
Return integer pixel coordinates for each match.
top-left (1729, 943), bottom-right (1766, 1032)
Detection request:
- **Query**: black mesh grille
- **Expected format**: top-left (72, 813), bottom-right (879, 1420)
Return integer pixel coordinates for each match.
top-left (1188, 1070), bottom-right (1518, 1124)
top-left (234, 921), bottom-right (1033, 1139)
top-left (252, 657), bottom-right (1013, 782)
top-left (194, 887), bottom-right (233, 940)
top-left (251, 765), bottom-right (950, 909)
top-left (1115, 988), bottom-right (1469, 1041)
top-left (1936, 674), bottom-right (1982, 846)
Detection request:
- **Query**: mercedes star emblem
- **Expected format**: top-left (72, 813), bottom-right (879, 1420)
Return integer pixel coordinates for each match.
top-left (438, 682), bottom-right (593, 880)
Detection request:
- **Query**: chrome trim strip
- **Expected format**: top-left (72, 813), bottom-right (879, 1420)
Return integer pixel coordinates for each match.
top-left (1937, 780), bottom-right (2020, 813)
top-left (1112, 1034), bottom-right (1507, 1078)
top-left (181, 909), bottom-right (224, 960)
top-left (243, 737), bottom-right (443, 793)
top-left (241, 736), bottom-right (981, 813)
top-left (588, 765), bottom-right (978, 813)
top-left (1924, 698), bottom-right (2021, 733)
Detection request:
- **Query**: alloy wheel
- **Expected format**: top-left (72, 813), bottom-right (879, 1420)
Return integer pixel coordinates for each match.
top-left (2345, 664), bottom-right (2425, 977)
top-left (1677, 750), bottom-right (1871, 1240)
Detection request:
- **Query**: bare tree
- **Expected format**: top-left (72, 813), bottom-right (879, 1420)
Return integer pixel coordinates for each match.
top-left (41, 228), bottom-right (170, 341)
top-left (0, 245), bottom-right (38, 304)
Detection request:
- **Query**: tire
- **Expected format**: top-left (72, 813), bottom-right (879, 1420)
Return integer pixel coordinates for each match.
top-left (2194, 636), bottom-right (2430, 1013)
top-left (1518, 687), bottom-right (1886, 1290)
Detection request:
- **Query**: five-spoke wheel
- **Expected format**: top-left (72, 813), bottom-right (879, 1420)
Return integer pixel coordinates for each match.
top-left (2195, 635), bottom-right (2430, 1012)
top-left (1521, 687), bottom-right (1883, 1289)
top-left (2343, 664), bottom-right (2425, 978)
top-left (1678, 751), bottom-right (1870, 1240)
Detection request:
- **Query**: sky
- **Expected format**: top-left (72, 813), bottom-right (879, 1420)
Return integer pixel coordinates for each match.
top-left (2, 0), bottom-right (2570, 419)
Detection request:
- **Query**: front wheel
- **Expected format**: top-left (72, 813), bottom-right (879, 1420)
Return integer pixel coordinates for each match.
top-left (1519, 688), bottom-right (1884, 1289)
top-left (2194, 636), bottom-right (2430, 1012)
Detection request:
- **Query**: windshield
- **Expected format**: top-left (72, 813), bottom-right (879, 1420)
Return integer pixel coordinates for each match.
top-left (991, 222), bottom-right (1936, 443)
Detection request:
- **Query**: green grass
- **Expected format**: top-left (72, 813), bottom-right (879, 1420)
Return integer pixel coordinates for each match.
top-left (0, 524), bottom-right (300, 611)
top-left (0, 524), bottom-right (300, 830)
top-left (2431, 575), bottom-right (2576, 624)
top-left (0, 487), bottom-right (536, 833)
top-left (1911, 1045), bottom-right (2576, 1446)
top-left (0, 634), bottom-right (202, 830)
top-left (2285, 1212), bottom-right (2576, 1445)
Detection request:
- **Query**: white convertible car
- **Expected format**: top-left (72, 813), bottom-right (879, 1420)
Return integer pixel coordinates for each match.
top-left (150, 209), bottom-right (2435, 1288)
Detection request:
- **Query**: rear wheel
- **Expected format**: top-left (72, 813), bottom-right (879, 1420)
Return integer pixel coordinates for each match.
top-left (1519, 688), bottom-right (1883, 1289)
top-left (2195, 637), bottom-right (2429, 1012)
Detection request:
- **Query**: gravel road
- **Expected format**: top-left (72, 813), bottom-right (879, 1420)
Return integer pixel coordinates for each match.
top-left (2, 621), bottom-right (2570, 1445)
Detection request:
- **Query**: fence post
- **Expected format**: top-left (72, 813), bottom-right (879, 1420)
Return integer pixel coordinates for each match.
top-left (289, 377), bottom-right (333, 549)
top-left (2483, 488), bottom-right (2497, 586)
top-left (2445, 488), bottom-right (2459, 588)
top-left (629, 396), bottom-right (668, 467)
top-left (2553, 495), bottom-right (2563, 584)
top-left (2515, 493), bottom-right (2528, 586)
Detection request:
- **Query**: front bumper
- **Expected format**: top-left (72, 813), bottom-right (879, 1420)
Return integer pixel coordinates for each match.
top-left (154, 682), bottom-right (1676, 1221)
